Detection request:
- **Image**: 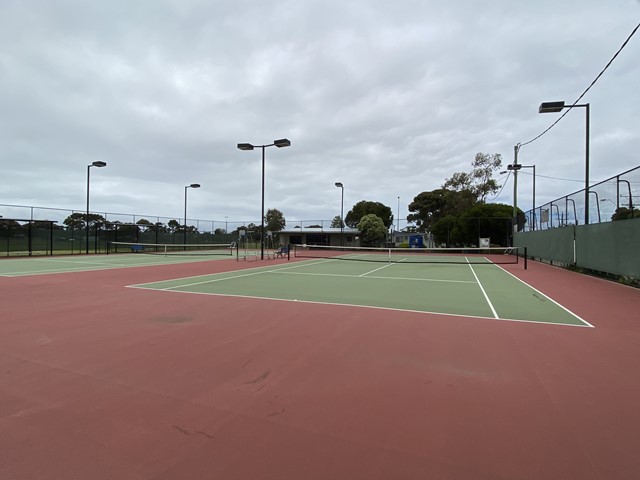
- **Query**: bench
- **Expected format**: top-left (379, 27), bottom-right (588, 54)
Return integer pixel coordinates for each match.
top-left (274, 245), bottom-right (289, 258)
top-left (130, 244), bottom-right (145, 253)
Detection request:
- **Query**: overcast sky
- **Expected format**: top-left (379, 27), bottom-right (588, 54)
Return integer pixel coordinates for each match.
top-left (1, 0), bottom-right (639, 229)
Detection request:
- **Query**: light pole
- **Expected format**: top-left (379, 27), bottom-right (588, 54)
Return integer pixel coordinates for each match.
top-left (184, 183), bottom-right (200, 244)
top-left (335, 182), bottom-right (344, 246)
top-left (86, 160), bottom-right (107, 254)
top-left (518, 164), bottom-right (536, 230)
top-left (506, 161), bottom-right (536, 231)
top-left (397, 196), bottom-right (400, 233)
top-left (510, 144), bottom-right (521, 236)
top-left (539, 101), bottom-right (590, 224)
top-left (225, 216), bottom-right (228, 234)
top-left (237, 138), bottom-right (291, 259)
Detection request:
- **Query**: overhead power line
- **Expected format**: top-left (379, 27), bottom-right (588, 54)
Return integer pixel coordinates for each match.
top-left (519, 21), bottom-right (640, 147)
top-left (489, 170), bottom-right (511, 201)
top-left (517, 170), bottom-right (583, 183)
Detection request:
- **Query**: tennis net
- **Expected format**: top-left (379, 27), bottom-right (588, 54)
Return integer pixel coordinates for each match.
top-left (107, 241), bottom-right (236, 256)
top-left (293, 244), bottom-right (527, 267)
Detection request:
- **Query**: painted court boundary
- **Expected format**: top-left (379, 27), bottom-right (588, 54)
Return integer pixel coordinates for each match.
top-left (0, 254), bottom-right (232, 277)
top-left (495, 263), bottom-right (594, 328)
top-left (127, 259), bottom-right (592, 328)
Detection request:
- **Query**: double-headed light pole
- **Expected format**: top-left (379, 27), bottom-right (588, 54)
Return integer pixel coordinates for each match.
top-left (505, 145), bottom-right (536, 232)
top-left (237, 138), bottom-right (291, 259)
top-left (508, 162), bottom-right (536, 231)
top-left (539, 100), bottom-right (590, 225)
top-left (517, 164), bottom-right (536, 230)
top-left (86, 160), bottom-right (107, 254)
top-left (184, 183), bottom-right (201, 244)
top-left (335, 182), bottom-right (344, 246)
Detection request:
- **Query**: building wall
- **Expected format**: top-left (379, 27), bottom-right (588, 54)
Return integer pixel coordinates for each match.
top-left (276, 231), bottom-right (360, 247)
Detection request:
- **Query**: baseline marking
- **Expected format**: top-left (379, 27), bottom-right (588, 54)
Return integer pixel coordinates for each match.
top-left (128, 286), bottom-right (593, 328)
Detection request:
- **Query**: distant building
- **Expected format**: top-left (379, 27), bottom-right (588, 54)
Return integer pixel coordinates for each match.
top-left (391, 231), bottom-right (433, 248)
top-left (276, 227), bottom-right (360, 247)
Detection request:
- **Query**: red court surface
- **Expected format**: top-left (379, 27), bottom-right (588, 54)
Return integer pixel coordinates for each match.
top-left (1, 258), bottom-right (639, 479)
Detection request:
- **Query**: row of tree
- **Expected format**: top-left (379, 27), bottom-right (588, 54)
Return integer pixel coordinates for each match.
top-left (282, 152), bottom-right (514, 247)
top-left (1, 153), bottom-right (510, 247)
top-left (406, 153), bottom-right (522, 246)
top-left (59, 213), bottom-right (202, 235)
top-left (256, 153), bottom-right (512, 247)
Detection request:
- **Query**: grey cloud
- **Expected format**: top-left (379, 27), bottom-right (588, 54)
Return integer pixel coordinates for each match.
top-left (1, 0), bottom-right (639, 226)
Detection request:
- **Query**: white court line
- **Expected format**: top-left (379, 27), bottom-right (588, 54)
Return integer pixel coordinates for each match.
top-left (1, 253), bottom-right (233, 277)
top-left (132, 258), bottom-right (337, 290)
top-left (359, 262), bottom-right (395, 277)
top-left (1, 257), bottom-right (208, 277)
top-left (494, 263), bottom-right (594, 328)
top-left (466, 258), bottom-right (499, 319)
top-left (2, 265), bottom-right (129, 276)
top-left (125, 257), bottom-right (594, 329)
top-left (34, 257), bottom-right (153, 265)
top-left (128, 257), bottom-right (480, 290)
top-left (127, 287), bottom-right (592, 328)
top-left (158, 269), bottom-right (272, 289)
top-left (36, 258), bottom-right (149, 268)
top-left (269, 270), bottom-right (476, 284)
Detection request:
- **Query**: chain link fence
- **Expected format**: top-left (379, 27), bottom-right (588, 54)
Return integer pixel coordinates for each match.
top-left (523, 166), bottom-right (639, 231)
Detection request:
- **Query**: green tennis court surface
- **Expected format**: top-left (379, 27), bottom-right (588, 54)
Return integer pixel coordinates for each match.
top-left (130, 258), bottom-right (591, 327)
top-left (0, 252), bottom-right (232, 277)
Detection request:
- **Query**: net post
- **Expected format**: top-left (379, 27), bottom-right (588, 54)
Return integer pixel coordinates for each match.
top-left (524, 246), bottom-right (528, 270)
top-left (287, 245), bottom-right (290, 261)
top-left (106, 241), bottom-right (110, 255)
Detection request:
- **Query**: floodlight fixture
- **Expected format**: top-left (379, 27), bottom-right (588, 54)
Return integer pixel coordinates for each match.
top-left (184, 183), bottom-right (201, 244)
top-left (86, 160), bottom-right (108, 254)
top-left (335, 182), bottom-right (344, 245)
top-left (538, 101), bottom-right (566, 113)
top-left (237, 138), bottom-right (292, 259)
top-left (539, 99), bottom-right (590, 224)
top-left (274, 138), bottom-right (291, 148)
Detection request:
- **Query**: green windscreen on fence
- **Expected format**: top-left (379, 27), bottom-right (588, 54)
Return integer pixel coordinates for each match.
top-left (515, 227), bottom-right (575, 265)
top-left (575, 220), bottom-right (639, 278)
top-left (515, 219), bottom-right (639, 280)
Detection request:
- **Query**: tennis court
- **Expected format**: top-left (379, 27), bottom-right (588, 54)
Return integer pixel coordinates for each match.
top-left (0, 242), bottom-right (235, 277)
top-left (129, 251), bottom-right (590, 327)
top-left (1, 247), bottom-right (639, 480)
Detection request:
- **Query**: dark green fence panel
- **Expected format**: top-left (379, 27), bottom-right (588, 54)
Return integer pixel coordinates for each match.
top-left (0, 219), bottom-right (55, 256)
top-left (514, 226), bottom-right (575, 265)
top-left (515, 219), bottom-right (639, 280)
top-left (575, 219), bottom-right (640, 279)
